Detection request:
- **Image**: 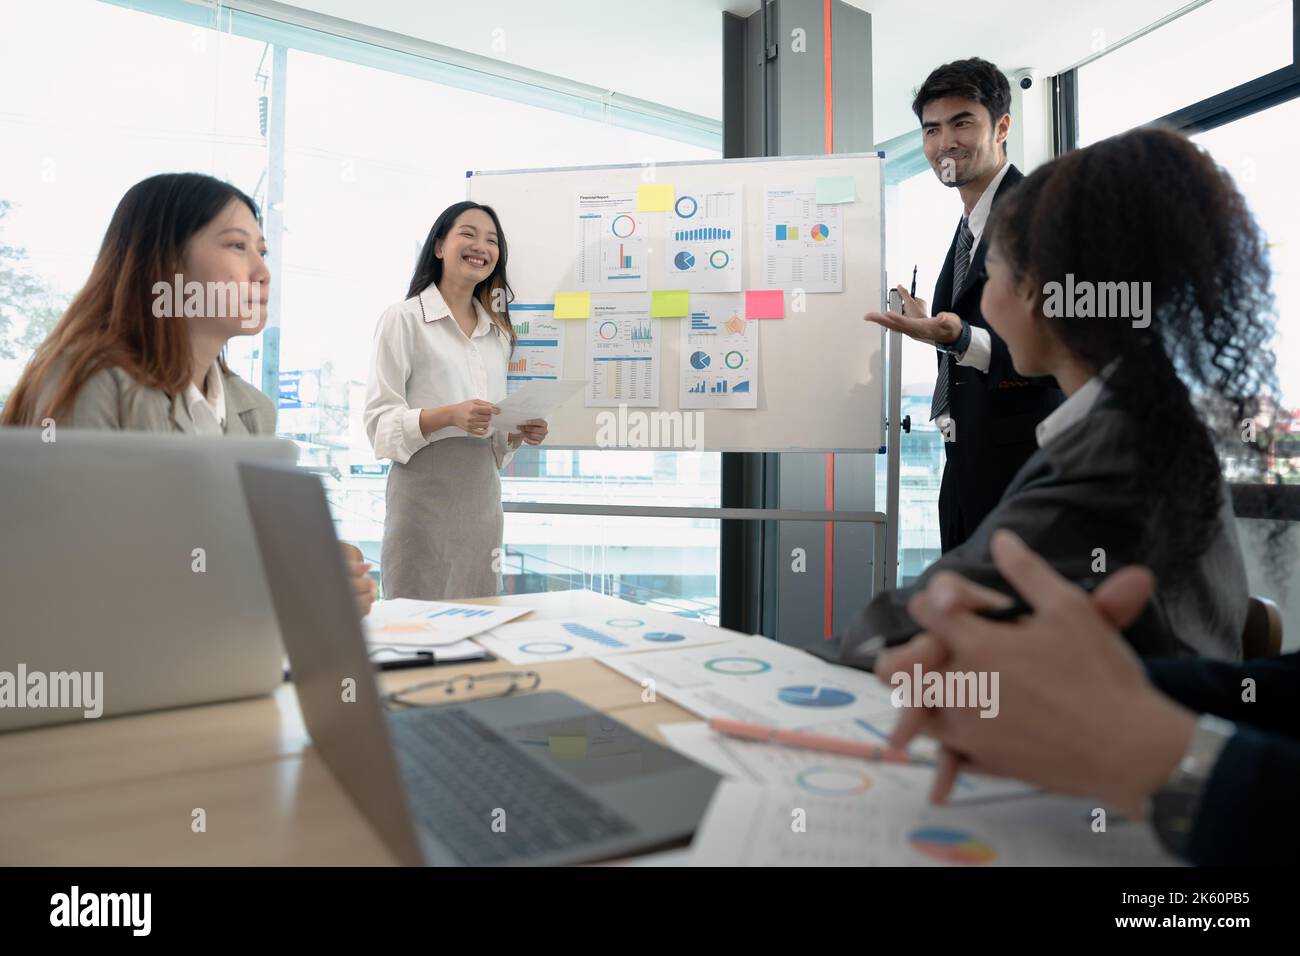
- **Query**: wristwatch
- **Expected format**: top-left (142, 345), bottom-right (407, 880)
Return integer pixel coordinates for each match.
top-left (1150, 714), bottom-right (1235, 860)
top-left (936, 319), bottom-right (971, 356)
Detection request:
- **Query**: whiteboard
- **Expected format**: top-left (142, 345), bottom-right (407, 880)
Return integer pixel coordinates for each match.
top-left (467, 153), bottom-right (886, 452)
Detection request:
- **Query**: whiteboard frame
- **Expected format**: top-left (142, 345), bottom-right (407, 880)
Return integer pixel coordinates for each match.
top-left (468, 152), bottom-right (903, 598)
top-left (466, 152), bottom-right (890, 455)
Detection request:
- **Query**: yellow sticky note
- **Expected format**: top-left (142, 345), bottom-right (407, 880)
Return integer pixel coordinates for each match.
top-left (549, 735), bottom-right (588, 758)
top-left (554, 291), bottom-right (591, 319)
top-left (637, 183), bottom-right (675, 212)
top-left (651, 290), bottom-right (689, 317)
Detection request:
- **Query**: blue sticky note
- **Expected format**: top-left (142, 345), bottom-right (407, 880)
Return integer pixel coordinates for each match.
top-left (816, 176), bottom-right (855, 204)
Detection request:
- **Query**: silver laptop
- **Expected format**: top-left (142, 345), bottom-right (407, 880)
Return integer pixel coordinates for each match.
top-left (0, 428), bottom-right (295, 732)
top-left (237, 460), bottom-right (720, 866)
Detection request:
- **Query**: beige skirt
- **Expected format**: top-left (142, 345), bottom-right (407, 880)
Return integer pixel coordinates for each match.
top-left (381, 436), bottom-right (503, 600)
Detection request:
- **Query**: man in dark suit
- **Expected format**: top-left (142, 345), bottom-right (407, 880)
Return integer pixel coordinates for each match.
top-left (867, 58), bottom-right (1063, 552)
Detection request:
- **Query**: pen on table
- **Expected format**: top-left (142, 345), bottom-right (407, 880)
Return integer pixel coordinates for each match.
top-left (707, 717), bottom-right (930, 766)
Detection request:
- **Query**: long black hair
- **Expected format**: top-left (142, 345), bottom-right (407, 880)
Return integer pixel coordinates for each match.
top-left (986, 125), bottom-right (1284, 586)
top-left (406, 201), bottom-right (515, 347)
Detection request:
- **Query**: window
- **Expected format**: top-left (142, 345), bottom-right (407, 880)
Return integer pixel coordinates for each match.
top-left (1069, 0), bottom-right (1300, 489)
top-left (875, 160), bottom-right (972, 584)
top-left (1192, 98), bottom-right (1300, 480)
top-left (0, 0), bottom-right (723, 616)
top-left (1077, 0), bottom-right (1294, 146)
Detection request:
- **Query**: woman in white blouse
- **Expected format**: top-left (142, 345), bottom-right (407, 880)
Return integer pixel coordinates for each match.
top-left (365, 202), bottom-right (548, 600)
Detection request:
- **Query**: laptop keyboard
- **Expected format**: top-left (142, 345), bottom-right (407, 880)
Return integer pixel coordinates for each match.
top-left (388, 707), bottom-right (636, 865)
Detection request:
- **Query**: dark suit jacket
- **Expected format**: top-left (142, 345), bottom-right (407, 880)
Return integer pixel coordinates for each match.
top-left (933, 165), bottom-right (1064, 550)
top-left (846, 393), bottom-right (1248, 660)
top-left (1145, 652), bottom-right (1300, 865)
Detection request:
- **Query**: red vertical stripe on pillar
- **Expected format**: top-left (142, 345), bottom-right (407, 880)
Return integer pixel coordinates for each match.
top-left (823, 0), bottom-right (835, 639)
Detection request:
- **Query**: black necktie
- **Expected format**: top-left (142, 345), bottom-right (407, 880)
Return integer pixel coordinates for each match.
top-left (930, 217), bottom-right (974, 421)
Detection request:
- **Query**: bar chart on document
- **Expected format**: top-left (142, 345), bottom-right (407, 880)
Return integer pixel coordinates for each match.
top-left (666, 185), bottom-right (743, 293)
top-left (680, 294), bottom-right (758, 409)
top-left (506, 302), bottom-right (565, 395)
top-left (586, 294), bottom-right (660, 407)
top-left (575, 192), bottom-right (648, 292)
top-left (764, 185), bottom-right (844, 292)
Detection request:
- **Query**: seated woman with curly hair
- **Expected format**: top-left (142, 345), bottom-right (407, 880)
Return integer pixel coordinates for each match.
top-left (849, 126), bottom-right (1281, 661)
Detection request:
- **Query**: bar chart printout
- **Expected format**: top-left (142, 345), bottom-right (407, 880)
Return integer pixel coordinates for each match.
top-left (764, 185), bottom-right (843, 293)
top-left (680, 294), bottom-right (759, 409)
top-left (666, 186), bottom-right (743, 293)
top-left (506, 302), bottom-right (565, 395)
top-left (586, 294), bottom-right (660, 407)
top-left (575, 191), bottom-right (648, 292)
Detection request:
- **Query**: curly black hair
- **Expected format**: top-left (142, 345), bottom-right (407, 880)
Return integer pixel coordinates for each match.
top-left (986, 125), bottom-right (1284, 588)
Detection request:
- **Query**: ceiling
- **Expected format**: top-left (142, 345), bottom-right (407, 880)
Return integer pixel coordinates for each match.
top-left (274, 0), bottom-right (1199, 140)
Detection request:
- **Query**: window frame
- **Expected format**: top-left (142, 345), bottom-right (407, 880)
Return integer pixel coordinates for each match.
top-left (1053, 0), bottom-right (1300, 517)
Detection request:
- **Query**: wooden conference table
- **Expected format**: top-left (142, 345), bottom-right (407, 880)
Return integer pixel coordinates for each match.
top-left (0, 590), bottom-right (719, 865)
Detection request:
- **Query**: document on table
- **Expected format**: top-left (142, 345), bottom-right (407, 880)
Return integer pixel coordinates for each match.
top-left (598, 635), bottom-right (900, 730)
top-left (490, 379), bottom-right (584, 434)
top-left (688, 781), bottom-right (1181, 866)
top-left (362, 599), bottom-right (531, 647)
top-left (474, 615), bottom-right (732, 664)
top-left (658, 721), bottom-right (1033, 806)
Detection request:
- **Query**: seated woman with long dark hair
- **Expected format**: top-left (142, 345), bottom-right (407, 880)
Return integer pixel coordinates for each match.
top-left (850, 126), bottom-right (1279, 660)
top-left (2, 172), bottom-right (376, 615)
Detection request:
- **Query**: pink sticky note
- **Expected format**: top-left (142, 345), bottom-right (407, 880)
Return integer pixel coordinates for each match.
top-left (745, 289), bottom-right (785, 319)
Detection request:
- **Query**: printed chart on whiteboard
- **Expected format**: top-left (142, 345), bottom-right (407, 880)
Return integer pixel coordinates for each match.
top-left (506, 302), bottom-right (565, 395)
top-left (586, 293), bottom-right (659, 407)
top-left (764, 185), bottom-right (844, 293)
top-left (679, 294), bottom-right (758, 410)
top-left (575, 192), bottom-right (647, 292)
top-left (665, 186), bottom-right (743, 293)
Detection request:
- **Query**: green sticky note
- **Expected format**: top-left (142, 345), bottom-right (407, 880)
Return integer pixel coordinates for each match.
top-left (554, 291), bottom-right (591, 319)
top-left (549, 735), bottom-right (588, 758)
top-left (637, 183), bottom-right (675, 212)
top-left (651, 290), bottom-right (689, 317)
top-left (816, 176), bottom-right (855, 204)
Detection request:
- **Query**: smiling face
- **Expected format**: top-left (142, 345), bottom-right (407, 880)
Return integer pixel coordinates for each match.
top-left (180, 197), bottom-right (270, 336)
top-left (434, 208), bottom-right (499, 286)
top-left (921, 95), bottom-right (1008, 189)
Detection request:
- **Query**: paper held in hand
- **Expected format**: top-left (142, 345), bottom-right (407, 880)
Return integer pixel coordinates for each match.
top-left (491, 380), bottom-right (584, 435)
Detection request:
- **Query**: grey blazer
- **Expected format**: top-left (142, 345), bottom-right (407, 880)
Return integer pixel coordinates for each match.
top-left (853, 395), bottom-right (1247, 660)
top-left (36, 361), bottom-right (277, 435)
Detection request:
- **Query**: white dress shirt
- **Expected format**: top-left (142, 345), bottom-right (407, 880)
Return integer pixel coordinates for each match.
top-left (365, 284), bottom-right (519, 467)
top-left (952, 158), bottom-right (1013, 373)
top-left (1034, 360), bottom-right (1119, 447)
top-left (184, 363), bottom-right (227, 434)
top-left (1034, 374), bottom-right (1105, 448)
